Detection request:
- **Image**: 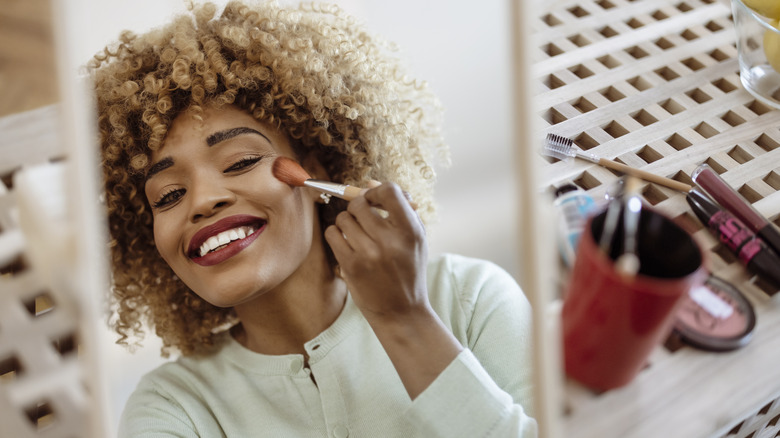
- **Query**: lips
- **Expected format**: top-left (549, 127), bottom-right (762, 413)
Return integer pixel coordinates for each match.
top-left (188, 215), bottom-right (266, 266)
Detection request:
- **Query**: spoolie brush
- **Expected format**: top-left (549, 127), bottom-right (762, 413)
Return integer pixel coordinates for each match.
top-left (271, 156), bottom-right (365, 201)
top-left (542, 133), bottom-right (692, 192)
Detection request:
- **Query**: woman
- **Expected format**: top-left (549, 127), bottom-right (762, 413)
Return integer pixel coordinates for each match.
top-left (90, 1), bottom-right (536, 436)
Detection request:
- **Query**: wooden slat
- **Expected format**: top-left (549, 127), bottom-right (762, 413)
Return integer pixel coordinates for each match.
top-left (0, 105), bottom-right (63, 175)
top-left (0, 0), bottom-right (58, 117)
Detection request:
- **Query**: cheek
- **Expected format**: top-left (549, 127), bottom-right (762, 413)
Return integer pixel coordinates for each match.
top-left (276, 189), bottom-right (321, 246)
top-left (259, 171), bottom-right (318, 217)
top-left (152, 214), bottom-right (179, 266)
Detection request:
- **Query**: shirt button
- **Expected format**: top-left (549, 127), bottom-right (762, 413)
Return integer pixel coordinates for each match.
top-left (332, 424), bottom-right (349, 438)
top-left (290, 358), bottom-right (303, 372)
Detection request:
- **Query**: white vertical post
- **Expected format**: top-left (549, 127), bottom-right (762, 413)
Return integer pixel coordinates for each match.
top-left (50, 1), bottom-right (112, 437)
top-left (510, 0), bottom-right (564, 437)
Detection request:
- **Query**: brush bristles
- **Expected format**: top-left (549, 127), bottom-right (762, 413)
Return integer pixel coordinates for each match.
top-left (271, 156), bottom-right (312, 187)
top-left (542, 133), bottom-right (574, 161)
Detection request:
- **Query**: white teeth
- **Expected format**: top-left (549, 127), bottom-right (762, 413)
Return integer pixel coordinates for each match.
top-left (197, 226), bottom-right (257, 257)
top-left (203, 236), bottom-right (220, 256)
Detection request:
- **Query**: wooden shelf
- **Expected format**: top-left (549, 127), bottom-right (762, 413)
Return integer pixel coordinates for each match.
top-left (560, 296), bottom-right (780, 437)
top-left (531, 0), bottom-right (780, 436)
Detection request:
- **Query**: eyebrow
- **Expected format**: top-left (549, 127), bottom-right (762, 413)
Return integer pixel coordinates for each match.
top-left (206, 127), bottom-right (271, 147)
top-left (145, 127), bottom-right (272, 182)
top-left (145, 156), bottom-right (174, 182)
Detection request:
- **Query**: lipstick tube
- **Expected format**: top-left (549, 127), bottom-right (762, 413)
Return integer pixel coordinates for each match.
top-left (692, 164), bottom-right (780, 257)
top-left (687, 189), bottom-right (780, 291)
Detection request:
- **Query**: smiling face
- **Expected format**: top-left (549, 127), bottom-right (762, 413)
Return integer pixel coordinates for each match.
top-left (144, 105), bottom-right (328, 307)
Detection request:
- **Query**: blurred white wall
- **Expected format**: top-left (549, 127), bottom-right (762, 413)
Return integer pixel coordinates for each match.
top-left (358, 1), bottom-right (518, 276)
top-left (74, 0), bottom-right (518, 433)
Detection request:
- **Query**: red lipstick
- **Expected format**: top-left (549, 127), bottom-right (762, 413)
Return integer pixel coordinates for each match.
top-left (188, 215), bottom-right (266, 267)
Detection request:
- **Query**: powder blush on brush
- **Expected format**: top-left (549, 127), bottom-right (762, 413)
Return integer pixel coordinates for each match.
top-left (673, 275), bottom-right (756, 351)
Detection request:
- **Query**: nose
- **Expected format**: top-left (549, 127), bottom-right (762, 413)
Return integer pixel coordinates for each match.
top-left (188, 178), bottom-right (236, 222)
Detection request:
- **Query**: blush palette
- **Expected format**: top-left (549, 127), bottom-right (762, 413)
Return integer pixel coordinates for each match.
top-left (672, 275), bottom-right (756, 351)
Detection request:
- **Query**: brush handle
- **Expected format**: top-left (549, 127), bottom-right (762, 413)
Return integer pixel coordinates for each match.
top-left (345, 184), bottom-right (420, 210)
top-left (597, 158), bottom-right (692, 192)
top-left (340, 185), bottom-right (364, 201)
top-left (312, 180), bottom-right (419, 210)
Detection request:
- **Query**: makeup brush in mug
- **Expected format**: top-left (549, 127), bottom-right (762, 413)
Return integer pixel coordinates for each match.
top-left (542, 133), bottom-right (692, 192)
top-left (615, 176), bottom-right (642, 277)
top-left (598, 176), bottom-right (642, 276)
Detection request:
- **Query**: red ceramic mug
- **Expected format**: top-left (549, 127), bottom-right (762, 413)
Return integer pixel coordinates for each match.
top-left (562, 206), bottom-right (707, 391)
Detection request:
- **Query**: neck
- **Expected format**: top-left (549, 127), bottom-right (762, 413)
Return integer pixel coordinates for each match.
top-left (232, 269), bottom-right (347, 356)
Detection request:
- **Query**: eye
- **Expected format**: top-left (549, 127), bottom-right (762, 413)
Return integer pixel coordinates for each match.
top-left (224, 156), bottom-right (263, 173)
top-left (153, 187), bottom-right (185, 209)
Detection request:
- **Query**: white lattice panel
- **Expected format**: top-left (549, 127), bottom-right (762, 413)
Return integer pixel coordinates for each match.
top-left (0, 0), bottom-right (110, 435)
top-left (532, 0), bottom-right (780, 436)
top-left (0, 107), bottom-right (91, 437)
top-left (723, 396), bottom-right (780, 438)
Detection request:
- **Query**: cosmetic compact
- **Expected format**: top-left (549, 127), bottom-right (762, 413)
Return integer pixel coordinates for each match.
top-left (672, 275), bottom-right (756, 351)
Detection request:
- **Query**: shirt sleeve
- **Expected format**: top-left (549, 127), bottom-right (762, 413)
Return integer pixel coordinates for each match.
top-left (118, 375), bottom-right (205, 438)
top-left (407, 254), bottom-right (537, 437)
top-left (407, 350), bottom-right (537, 438)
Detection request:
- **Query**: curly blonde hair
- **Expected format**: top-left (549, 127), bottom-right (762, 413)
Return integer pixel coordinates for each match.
top-left (89, 0), bottom-right (447, 356)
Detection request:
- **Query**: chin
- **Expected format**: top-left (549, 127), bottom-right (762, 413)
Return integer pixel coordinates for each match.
top-left (195, 288), bottom-right (250, 308)
top-left (200, 296), bottom-right (238, 309)
top-left (188, 279), bottom-right (267, 308)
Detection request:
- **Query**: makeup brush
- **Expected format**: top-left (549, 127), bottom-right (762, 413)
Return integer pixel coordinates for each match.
top-left (599, 183), bottom-right (624, 256)
top-left (615, 176), bottom-right (642, 277)
top-left (543, 133), bottom-right (692, 192)
top-left (272, 156), bottom-right (365, 201)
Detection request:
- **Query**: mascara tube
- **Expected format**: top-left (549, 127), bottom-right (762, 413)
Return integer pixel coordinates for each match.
top-left (687, 188), bottom-right (780, 290)
top-left (692, 163), bottom-right (780, 257)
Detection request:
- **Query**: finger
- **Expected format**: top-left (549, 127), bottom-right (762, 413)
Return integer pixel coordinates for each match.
top-left (401, 190), bottom-right (419, 211)
top-left (347, 193), bottom-right (388, 232)
top-left (332, 209), bottom-right (381, 255)
top-left (358, 182), bottom-right (419, 211)
top-left (357, 180), bottom-right (383, 199)
top-left (363, 183), bottom-right (418, 227)
top-left (324, 224), bottom-right (353, 257)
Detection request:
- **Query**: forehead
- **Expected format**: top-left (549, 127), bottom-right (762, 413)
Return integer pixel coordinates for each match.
top-left (154, 105), bottom-right (294, 158)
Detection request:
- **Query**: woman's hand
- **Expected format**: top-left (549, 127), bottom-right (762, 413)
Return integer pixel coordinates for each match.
top-left (324, 182), bottom-right (462, 399)
top-left (324, 182), bottom-right (428, 322)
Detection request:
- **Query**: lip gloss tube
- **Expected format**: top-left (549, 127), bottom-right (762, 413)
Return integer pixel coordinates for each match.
top-left (692, 163), bottom-right (780, 257)
top-left (687, 188), bottom-right (780, 291)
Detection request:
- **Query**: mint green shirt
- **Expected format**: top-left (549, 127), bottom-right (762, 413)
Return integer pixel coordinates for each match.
top-left (119, 253), bottom-right (537, 437)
